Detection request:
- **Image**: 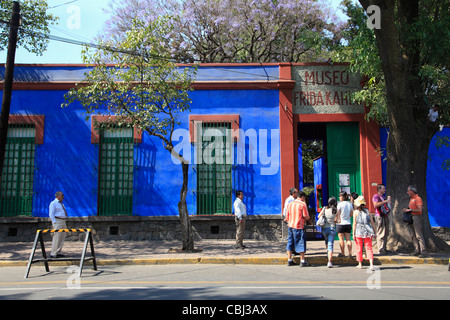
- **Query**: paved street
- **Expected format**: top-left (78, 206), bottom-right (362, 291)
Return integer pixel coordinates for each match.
top-left (0, 263), bottom-right (449, 301)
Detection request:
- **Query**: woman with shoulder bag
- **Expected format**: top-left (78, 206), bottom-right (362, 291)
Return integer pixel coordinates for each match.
top-left (318, 197), bottom-right (338, 268)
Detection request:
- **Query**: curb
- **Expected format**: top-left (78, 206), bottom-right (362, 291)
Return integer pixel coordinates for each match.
top-left (1, 256), bottom-right (448, 267)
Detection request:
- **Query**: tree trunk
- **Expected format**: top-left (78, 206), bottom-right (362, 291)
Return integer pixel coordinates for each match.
top-left (359, 0), bottom-right (449, 253)
top-left (178, 161), bottom-right (194, 251)
top-left (386, 125), bottom-right (449, 252)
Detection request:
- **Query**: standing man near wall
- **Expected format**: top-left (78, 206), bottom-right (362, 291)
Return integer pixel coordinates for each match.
top-left (403, 186), bottom-right (428, 258)
top-left (282, 187), bottom-right (298, 218)
top-left (233, 190), bottom-right (247, 249)
top-left (49, 191), bottom-right (68, 258)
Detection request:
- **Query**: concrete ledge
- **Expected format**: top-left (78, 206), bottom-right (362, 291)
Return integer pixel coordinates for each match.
top-left (3, 256), bottom-right (447, 268)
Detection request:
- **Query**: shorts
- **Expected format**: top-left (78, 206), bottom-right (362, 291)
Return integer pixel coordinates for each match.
top-left (286, 227), bottom-right (306, 253)
top-left (337, 224), bottom-right (352, 234)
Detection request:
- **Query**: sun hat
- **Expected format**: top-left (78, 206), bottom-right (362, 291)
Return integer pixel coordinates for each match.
top-left (354, 196), bottom-right (366, 207)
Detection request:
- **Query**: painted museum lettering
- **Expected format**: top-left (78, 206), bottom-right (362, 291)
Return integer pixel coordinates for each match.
top-left (292, 66), bottom-right (363, 113)
top-left (294, 90), bottom-right (354, 107)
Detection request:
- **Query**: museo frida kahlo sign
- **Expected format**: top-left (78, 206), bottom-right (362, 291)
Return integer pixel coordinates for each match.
top-left (292, 65), bottom-right (364, 114)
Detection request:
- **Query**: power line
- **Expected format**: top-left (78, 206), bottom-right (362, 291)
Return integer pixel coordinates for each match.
top-left (48, 0), bottom-right (81, 10)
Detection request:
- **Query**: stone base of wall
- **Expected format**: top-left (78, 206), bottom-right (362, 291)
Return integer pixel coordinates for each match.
top-left (0, 216), bottom-right (285, 242)
top-left (432, 227), bottom-right (450, 242)
top-left (1, 217), bottom-right (449, 244)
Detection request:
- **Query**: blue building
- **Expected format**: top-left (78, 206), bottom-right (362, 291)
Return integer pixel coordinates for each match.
top-left (0, 63), bottom-right (448, 241)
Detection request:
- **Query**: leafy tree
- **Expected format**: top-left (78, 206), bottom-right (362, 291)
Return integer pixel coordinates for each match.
top-left (0, 0), bottom-right (58, 55)
top-left (335, 0), bottom-right (449, 252)
top-left (62, 15), bottom-right (198, 251)
top-left (102, 0), bottom-right (344, 63)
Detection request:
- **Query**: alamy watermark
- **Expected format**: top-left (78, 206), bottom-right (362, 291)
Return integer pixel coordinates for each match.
top-left (66, 5), bottom-right (81, 30)
top-left (366, 266), bottom-right (381, 290)
top-left (170, 126), bottom-right (280, 176)
top-left (66, 265), bottom-right (81, 289)
top-left (366, 5), bottom-right (381, 30)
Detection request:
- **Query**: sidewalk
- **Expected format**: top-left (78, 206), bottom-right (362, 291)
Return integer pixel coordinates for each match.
top-left (1, 239), bottom-right (449, 267)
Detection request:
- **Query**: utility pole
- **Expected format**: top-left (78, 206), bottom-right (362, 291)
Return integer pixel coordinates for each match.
top-left (0, 1), bottom-right (21, 185)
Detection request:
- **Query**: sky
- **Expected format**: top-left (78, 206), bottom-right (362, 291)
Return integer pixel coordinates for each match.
top-left (0, 0), bottom-right (349, 64)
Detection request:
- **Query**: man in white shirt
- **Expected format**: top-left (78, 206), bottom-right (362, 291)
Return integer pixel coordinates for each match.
top-left (428, 105), bottom-right (439, 122)
top-left (49, 191), bottom-right (68, 258)
top-left (283, 188), bottom-right (298, 218)
top-left (233, 190), bottom-right (247, 249)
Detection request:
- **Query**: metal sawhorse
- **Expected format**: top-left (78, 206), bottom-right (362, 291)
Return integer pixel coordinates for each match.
top-left (24, 228), bottom-right (97, 278)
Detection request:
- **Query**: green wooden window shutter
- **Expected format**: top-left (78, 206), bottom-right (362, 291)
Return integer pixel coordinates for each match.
top-left (98, 128), bottom-right (134, 216)
top-left (196, 122), bottom-right (232, 215)
top-left (1, 125), bottom-right (35, 217)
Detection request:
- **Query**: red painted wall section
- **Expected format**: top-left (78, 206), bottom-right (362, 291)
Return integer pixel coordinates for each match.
top-left (90, 115), bottom-right (143, 144)
top-left (278, 63), bottom-right (297, 210)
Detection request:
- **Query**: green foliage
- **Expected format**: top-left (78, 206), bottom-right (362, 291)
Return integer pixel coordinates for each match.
top-left (334, 0), bottom-right (449, 126)
top-left (63, 15), bottom-right (197, 157)
top-left (0, 0), bottom-right (58, 55)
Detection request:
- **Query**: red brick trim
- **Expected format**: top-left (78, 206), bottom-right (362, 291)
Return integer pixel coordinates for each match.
top-left (8, 115), bottom-right (45, 144)
top-left (90, 115), bottom-right (143, 144)
top-left (189, 114), bottom-right (240, 143)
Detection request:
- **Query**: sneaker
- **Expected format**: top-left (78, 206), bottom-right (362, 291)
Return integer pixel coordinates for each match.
top-left (327, 262), bottom-right (333, 268)
top-left (299, 261), bottom-right (311, 267)
top-left (418, 252), bottom-right (428, 258)
top-left (287, 260), bottom-right (298, 266)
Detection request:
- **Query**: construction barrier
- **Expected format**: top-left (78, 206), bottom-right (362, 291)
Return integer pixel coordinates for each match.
top-left (24, 228), bottom-right (97, 278)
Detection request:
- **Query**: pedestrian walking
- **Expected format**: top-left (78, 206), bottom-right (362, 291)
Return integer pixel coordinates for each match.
top-left (336, 191), bottom-right (353, 258)
top-left (49, 191), bottom-right (68, 258)
top-left (233, 190), bottom-right (247, 249)
top-left (352, 196), bottom-right (376, 271)
top-left (403, 185), bottom-right (428, 257)
top-left (317, 197), bottom-right (338, 268)
top-left (284, 193), bottom-right (310, 267)
top-left (372, 184), bottom-right (391, 255)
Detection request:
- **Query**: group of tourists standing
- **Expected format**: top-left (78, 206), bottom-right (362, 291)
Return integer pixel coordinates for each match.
top-left (282, 184), bottom-right (428, 270)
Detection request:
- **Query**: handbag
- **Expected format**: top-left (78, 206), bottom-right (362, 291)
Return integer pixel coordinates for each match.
top-left (316, 214), bottom-right (326, 227)
top-left (380, 204), bottom-right (390, 216)
top-left (402, 211), bottom-right (413, 224)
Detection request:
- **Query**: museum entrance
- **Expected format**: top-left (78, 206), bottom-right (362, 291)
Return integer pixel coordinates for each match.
top-left (298, 122), bottom-right (361, 220)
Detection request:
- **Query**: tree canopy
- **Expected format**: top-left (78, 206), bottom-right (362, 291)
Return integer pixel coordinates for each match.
top-left (102, 0), bottom-right (345, 63)
top-left (334, 0), bottom-right (449, 127)
top-left (0, 0), bottom-right (58, 55)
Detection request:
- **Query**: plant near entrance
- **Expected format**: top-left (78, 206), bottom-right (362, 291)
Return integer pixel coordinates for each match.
top-left (62, 15), bottom-right (198, 251)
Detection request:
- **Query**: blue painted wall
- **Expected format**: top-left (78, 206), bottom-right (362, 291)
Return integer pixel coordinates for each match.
top-left (380, 127), bottom-right (450, 227)
top-left (8, 90), bottom-right (97, 217)
top-left (2, 65), bottom-right (281, 218)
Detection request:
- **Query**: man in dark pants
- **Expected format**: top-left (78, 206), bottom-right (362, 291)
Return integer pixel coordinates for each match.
top-left (233, 190), bottom-right (247, 249)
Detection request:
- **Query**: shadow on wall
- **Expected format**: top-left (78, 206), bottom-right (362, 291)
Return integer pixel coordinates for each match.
top-left (134, 133), bottom-right (177, 216)
top-left (33, 106), bottom-right (97, 218)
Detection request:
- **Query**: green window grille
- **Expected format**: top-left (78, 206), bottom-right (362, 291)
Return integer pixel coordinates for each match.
top-left (98, 128), bottom-right (134, 216)
top-left (196, 121), bottom-right (232, 215)
top-left (0, 124), bottom-right (35, 217)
